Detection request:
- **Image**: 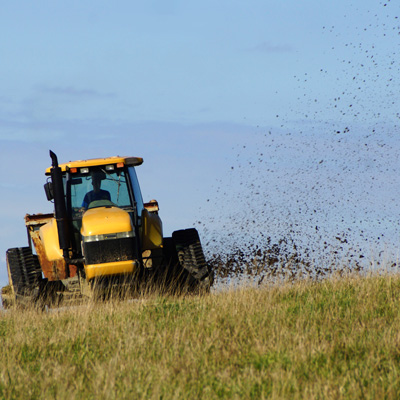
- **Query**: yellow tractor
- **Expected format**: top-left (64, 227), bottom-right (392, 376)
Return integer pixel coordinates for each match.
top-left (1, 151), bottom-right (213, 307)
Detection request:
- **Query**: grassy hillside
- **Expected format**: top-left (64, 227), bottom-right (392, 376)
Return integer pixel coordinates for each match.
top-left (1, 274), bottom-right (400, 399)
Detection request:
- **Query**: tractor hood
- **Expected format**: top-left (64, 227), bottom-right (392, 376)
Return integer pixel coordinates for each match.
top-left (81, 206), bottom-right (134, 238)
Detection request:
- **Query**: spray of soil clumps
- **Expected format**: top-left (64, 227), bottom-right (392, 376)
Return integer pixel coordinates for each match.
top-left (198, 1), bottom-right (400, 284)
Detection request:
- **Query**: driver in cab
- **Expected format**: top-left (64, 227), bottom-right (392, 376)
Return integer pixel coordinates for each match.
top-left (82, 171), bottom-right (111, 209)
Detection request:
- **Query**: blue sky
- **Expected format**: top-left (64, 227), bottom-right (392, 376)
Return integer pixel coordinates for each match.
top-left (1, 1), bottom-right (399, 285)
top-left (3, 0), bottom-right (395, 128)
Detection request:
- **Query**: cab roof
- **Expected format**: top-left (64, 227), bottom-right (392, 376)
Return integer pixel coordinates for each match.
top-left (45, 156), bottom-right (143, 175)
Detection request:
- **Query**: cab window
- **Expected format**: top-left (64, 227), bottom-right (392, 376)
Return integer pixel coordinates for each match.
top-left (67, 167), bottom-right (132, 211)
top-left (128, 166), bottom-right (144, 216)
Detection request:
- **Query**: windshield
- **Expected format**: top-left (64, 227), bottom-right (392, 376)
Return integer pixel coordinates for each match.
top-left (67, 167), bottom-right (133, 211)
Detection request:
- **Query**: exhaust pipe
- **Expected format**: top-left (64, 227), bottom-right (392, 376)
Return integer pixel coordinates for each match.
top-left (49, 150), bottom-right (70, 259)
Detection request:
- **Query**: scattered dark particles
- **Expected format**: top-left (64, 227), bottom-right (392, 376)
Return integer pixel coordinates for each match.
top-left (198, 1), bottom-right (400, 284)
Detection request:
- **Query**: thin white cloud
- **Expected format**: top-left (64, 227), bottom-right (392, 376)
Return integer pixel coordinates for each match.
top-left (37, 85), bottom-right (116, 99)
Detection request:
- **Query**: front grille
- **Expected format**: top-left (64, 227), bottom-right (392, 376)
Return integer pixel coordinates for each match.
top-left (83, 237), bottom-right (136, 265)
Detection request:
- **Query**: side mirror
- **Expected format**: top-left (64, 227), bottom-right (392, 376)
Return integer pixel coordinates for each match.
top-left (144, 199), bottom-right (159, 214)
top-left (44, 182), bottom-right (54, 201)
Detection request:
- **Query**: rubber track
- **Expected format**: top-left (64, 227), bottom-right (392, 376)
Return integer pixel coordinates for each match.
top-left (6, 247), bottom-right (42, 295)
top-left (172, 229), bottom-right (213, 287)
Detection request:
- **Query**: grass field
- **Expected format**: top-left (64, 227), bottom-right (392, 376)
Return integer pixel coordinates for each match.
top-left (1, 273), bottom-right (400, 399)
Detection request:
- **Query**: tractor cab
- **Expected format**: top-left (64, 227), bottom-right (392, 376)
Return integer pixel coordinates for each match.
top-left (45, 157), bottom-right (148, 257)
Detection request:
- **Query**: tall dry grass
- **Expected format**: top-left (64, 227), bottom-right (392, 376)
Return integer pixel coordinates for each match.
top-left (1, 273), bottom-right (400, 399)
